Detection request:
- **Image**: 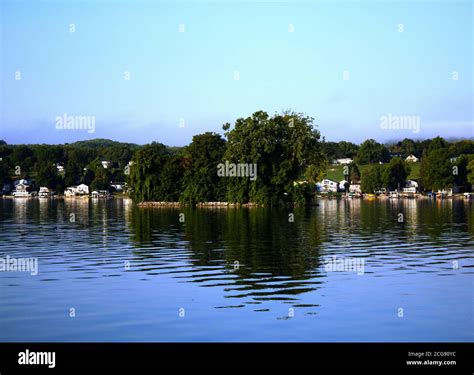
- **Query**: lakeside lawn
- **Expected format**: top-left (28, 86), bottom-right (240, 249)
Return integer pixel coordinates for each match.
top-left (325, 162), bottom-right (420, 182)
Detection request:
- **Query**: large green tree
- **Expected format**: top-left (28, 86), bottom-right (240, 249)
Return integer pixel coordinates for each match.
top-left (400, 138), bottom-right (416, 158)
top-left (452, 154), bottom-right (474, 192)
top-left (348, 162), bottom-right (361, 183)
top-left (428, 136), bottom-right (447, 151)
top-left (467, 159), bottom-right (474, 186)
top-left (128, 142), bottom-right (172, 202)
top-left (356, 139), bottom-right (390, 164)
top-left (448, 140), bottom-right (474, 158)
top-left (34, 162), bottom-right (61, 190)
top-left (223, 111), bottom-right (325, 205)
top-left (361, 164), bottom-right (383, 193)
top-left (159, 155), bottom-right (185, 201)
top-left (419, 148), bottom-right (453, 191)
top-left (381, 157), bottom-right (411, 191)
top-left (181, 132), bottom-right (227, 204)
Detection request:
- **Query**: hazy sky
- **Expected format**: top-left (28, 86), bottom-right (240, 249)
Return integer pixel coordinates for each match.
top-left (1, 0), bottom-right (472, 145)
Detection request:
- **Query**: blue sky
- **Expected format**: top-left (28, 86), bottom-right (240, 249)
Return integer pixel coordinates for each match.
top-left (1, 0), bottom-right (472, 145)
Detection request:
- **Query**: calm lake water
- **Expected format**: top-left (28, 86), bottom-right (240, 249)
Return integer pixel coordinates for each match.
top-left (0, 198), bottom-right (473, 342)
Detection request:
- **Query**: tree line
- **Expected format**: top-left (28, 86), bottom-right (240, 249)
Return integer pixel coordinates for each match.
top-left (357, 137), bottom-right (474, 193)
top-left (1, 111), bottom-right (473, 202)
top-left (322, 137), bottom-right (474, 165)
top-left (0, 139), bottom-right (139, 193)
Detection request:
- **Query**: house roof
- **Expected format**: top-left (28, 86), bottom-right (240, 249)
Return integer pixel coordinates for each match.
top-left (320, 178), bottom-right (338, 184)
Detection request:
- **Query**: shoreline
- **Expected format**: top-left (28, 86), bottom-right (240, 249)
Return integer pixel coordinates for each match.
top-left (2, 193), bottom-right (471, 205)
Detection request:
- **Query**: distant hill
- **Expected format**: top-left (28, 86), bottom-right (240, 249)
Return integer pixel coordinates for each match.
top-left (66, 138), bottom-right (140, 149)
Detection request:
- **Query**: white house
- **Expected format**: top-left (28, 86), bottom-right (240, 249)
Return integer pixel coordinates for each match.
top-left (438, 185), bottom-right (460, 197)
top-left (65, 184), bottom-right (89, 197)
top-left (406, 154), bottom-right (419, 163)
top-left (65, 187), bottom-right (77, 197)
top-left (403, 180), bottom-right (419, 193)
top-left (101, 160), bottom-right (110, 169)
top-left (76, 184), bottom-right (89, 195)
top-left (56, 163), bottom-right (65, 173)
top-left (316, 179), bottom-right (339, 193)
top-left (333, 158), bottom-right (353, 165)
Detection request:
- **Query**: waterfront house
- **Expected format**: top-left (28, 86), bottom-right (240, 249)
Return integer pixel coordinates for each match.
top-left (405, 154), bottom-right (419, 162)
top-left (65, 186), bottom-right (77, 197)
top-left (332, 158), bottom-right (353, 165)
top-left (101, 160), bottom-right (110, 169)
top-left (403, 180), bottom-right (419, 193)
top-left (316, 179), bottom-right (339, 193)
top-left (65, 184), bottom-right (89, 197)
top-left (76, 184), bottom-right (89, 195)
top-left (56, 163), bottom-right (65, 174)
top-left (438, 185), bottom-right (460, 197)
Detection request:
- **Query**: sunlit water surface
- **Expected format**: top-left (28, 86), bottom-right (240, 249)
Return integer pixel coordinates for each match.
top-left (0, 198), bottom-right (472, 342)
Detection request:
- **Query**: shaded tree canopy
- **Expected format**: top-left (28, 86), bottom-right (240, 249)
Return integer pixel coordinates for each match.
top-left (419, 148), bottom-right (453, 191)
top-left (356, 139), bottom-right (390, 164)
top-left (361, 164), bottom-right (383, 193)
top-left (381, 157), bottom-right (411, 191)
top-left (223, 111), bottom-right (326, 204)
top-left (181, 132), bottom-right (227, 204)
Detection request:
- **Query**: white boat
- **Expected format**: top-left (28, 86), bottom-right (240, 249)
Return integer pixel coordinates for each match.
top-left (38, 187), bottom-right (52, 198)
top-left (13, 183), bottom-right (36, 198)
top-left (389, 191), bottom-right (399, 199)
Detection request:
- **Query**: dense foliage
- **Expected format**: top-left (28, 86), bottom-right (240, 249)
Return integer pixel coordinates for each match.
top-left (1, 119), bottom-right (473, 201)
top-left (222, 111), bottom-right (326, 204)
top-left (127, 111), bottom-right (326, 205)
top-left (0, 139), bottom-right (138, 193)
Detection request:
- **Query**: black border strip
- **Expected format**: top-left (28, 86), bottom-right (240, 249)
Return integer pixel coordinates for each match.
top-left (0, 343), bottom-right (472, 371)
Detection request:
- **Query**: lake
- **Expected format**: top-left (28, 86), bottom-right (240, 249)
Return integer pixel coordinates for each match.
top-left (0, 198), bottom-right (473, 342)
